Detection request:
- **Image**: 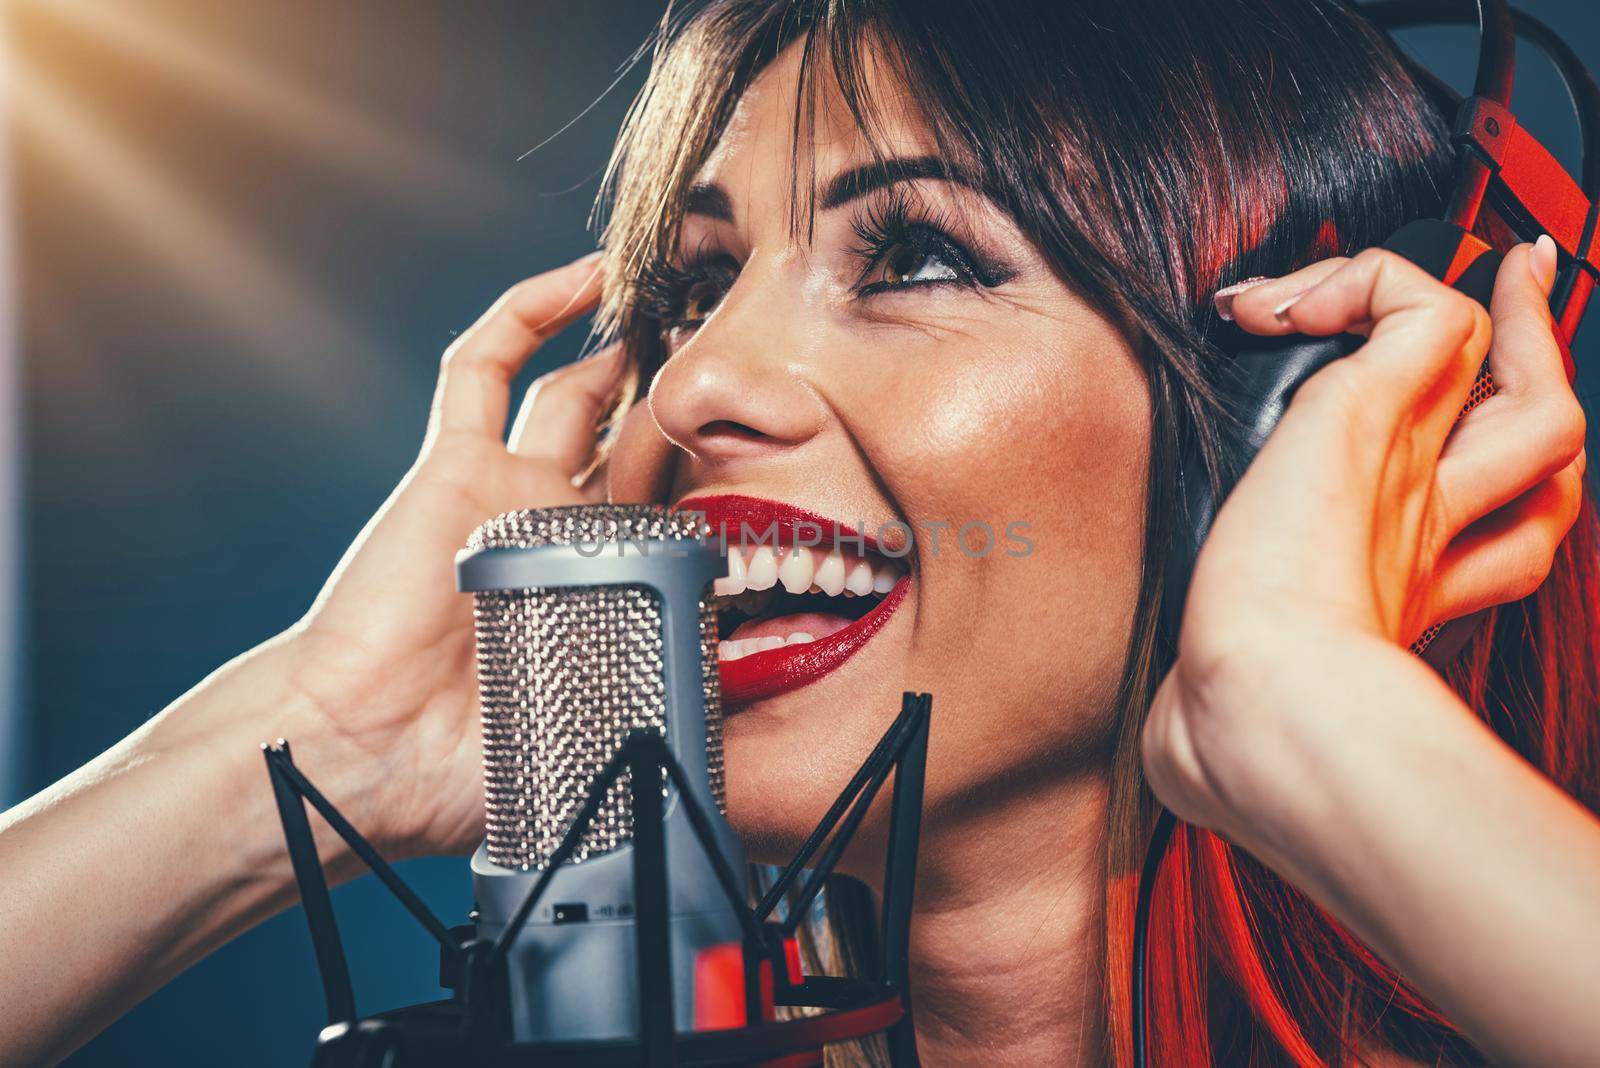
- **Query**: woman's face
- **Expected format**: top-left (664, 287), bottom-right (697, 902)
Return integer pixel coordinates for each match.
top-left (608, 43), bottom-right (1152, 874)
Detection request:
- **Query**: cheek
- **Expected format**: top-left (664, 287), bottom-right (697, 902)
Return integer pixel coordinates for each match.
top-left (841, 310), bottom-right (1151, 571)
top-left (834, 311), bottom-right (1152, 790)
top-left (604, 395), bottom-right (675, 504)
top-left (837, 305), bottom-right (1148, 519)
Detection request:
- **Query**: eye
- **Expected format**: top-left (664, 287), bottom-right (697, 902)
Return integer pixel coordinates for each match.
top-left (865, 237), bottom-right (963, 289)
top-left (846, 188), bottom-right (1015, 300)
top-left (631, 255), bottom-right (739, 345)
top-left (664, 274), bottom-right (732, 347)
top-left (681, 276), bottom-right (727, 324)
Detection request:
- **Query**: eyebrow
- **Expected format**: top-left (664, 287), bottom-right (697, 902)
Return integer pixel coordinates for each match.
top-left (819, 156), bottom-right (987, 209)
top-left (681, 154), bottom-right (990, 223)
top-left (684, 183), bottom-right (734, 222)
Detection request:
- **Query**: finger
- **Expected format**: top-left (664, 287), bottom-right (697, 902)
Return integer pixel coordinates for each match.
top-left (1432, 399), bottom-right (1587, 546)
top-left (1219, 258), bottom-right (1348, 327)
top-left (507, 344), bottom-right (626, 475)
top-left (1422, 461), bottom-right (1585, 625)
top-left (1429, 241), bottom-right (1584, 537)
top-left (429, 251), bottom-right (604, 439)
top-left (1232, 247), bottom-right (1466, 340)
top-left (1481, 238), bottom-right (1563, 398)
top-left (1269, 249), bottom-right (1489, 432)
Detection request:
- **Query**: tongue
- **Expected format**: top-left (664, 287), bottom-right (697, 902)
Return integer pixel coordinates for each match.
top-left (729, 610), bottom-right (856, 644)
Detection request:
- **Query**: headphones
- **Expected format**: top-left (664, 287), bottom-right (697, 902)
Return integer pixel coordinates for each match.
top-left (1136, 1), bottom-right (1600, 1063)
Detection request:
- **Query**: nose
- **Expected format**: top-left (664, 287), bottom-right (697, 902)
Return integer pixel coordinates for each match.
top-left (646, 261), bottom-right (827, 465)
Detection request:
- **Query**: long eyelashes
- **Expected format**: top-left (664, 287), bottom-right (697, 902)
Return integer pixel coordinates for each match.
top-left (844, 185), bottom-right (1014, 294)
top-left (629, 186), bottom-right (1016, 338)
top-left (631, 247), bottom-right (737, 329)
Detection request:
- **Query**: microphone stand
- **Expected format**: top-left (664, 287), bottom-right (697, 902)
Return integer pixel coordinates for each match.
top-left (262, 692), bottom-right (933, 1067)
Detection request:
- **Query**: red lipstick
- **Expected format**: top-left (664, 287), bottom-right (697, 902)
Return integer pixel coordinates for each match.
top-left (677, 493), bottom-right (883, 553)
top-left (675, 494), bottom-right (910, 709)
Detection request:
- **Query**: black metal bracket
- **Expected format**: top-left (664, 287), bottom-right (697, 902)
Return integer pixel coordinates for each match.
top-left (263, 691), bottom-right (933, 1067)
top-left (1454, 94), bottom-right (1599, 279)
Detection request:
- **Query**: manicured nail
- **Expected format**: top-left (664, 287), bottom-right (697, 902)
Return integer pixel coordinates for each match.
top-left (1271, 291), bottom-right (1307, 325)
top-left (1531, 235), bottom-right (1558, 294)
top-left (1213, 276), bottom-right (1272, 322)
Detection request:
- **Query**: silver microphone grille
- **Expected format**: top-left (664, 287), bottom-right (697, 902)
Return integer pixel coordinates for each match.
top-left (466, 504), bottom-right (724, 870)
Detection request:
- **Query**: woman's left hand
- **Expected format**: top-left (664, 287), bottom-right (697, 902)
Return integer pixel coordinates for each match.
top-left (1143, 236), bottom-right (1585, 847)
top-left (1138, 238), bottom-right (1600, 1067)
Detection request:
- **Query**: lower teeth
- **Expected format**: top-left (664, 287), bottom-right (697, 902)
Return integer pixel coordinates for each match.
top-left (719, 632), bottom-right (815, 661)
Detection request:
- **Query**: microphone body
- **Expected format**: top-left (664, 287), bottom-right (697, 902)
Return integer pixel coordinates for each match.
top-left (457, 506), bottom-right (746, 1042)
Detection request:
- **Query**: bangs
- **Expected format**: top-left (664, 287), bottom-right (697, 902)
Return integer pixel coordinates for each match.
top-left (594, 1), bottom-right (1455, 321)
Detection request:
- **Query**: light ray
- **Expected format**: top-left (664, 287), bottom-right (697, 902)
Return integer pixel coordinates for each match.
top-left (24, 0), bottom-right (527, 223)
top-left (11, 47), bottom-right (401, 421)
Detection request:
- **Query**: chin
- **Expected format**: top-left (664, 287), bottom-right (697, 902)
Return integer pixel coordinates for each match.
top-left (717, 618), bottom-right (916, 869)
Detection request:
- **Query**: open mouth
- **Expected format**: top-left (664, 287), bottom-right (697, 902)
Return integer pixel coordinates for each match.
top-left (677, 494), bottom-right (910, 709)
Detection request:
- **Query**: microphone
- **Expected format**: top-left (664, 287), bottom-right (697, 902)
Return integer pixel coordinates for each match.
top-left (266, 500), bottom-right (928, 1065)
top-left (455, 503), bottom-right (747, 1043)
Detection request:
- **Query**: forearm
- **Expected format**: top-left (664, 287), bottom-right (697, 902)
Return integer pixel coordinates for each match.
top-left (1213, 638), bottom-right (1600, 1068)
top-left (0, 635), bottom-right (377, 1067)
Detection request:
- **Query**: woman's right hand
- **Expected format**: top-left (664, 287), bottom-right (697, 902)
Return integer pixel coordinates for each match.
top-left (283, 250), bottom-right (622, 859)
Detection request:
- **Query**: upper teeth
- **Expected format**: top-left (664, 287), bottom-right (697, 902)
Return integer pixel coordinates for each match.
top-left (845, 558), bottom-right (874, 596)
top-left (713, 544), bottom-right (903, 598)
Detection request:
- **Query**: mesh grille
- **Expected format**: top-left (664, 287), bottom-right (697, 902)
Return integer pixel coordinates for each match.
top-left (467, 505), bottom-right (723, 870)
top-left (1460, 365), bottom-right (1496, 417)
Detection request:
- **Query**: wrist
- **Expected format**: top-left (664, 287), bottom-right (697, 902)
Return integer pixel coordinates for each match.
top-left (142, 632), bottom-right (392, 882)
top-left (1172, 622), bottom-right (1427, 849)
top-left (270, 622), bottom-right (485, 861)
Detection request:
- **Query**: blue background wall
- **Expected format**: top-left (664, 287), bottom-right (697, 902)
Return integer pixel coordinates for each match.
top-left (5, 2), bottom-right (1598, 1064)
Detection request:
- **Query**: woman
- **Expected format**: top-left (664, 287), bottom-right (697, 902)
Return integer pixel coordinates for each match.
top-left (3, 1), bottom-right (1596, 1065)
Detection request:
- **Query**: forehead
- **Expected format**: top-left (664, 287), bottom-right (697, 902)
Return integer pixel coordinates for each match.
top-left (688, 35), bottom-right (938, 211)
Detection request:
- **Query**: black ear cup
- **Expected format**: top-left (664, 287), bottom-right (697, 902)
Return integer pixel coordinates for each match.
top-left (1160, 219), bottom-right (1503, 668)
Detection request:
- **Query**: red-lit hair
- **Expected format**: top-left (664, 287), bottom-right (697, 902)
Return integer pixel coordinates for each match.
top-left (1116, 500), bottom-right (1600, 1067)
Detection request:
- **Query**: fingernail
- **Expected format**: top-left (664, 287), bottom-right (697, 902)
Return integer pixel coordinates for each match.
top-left (1213, 276), bottom-right (1272, 322)
top-left (1531, 235), bottom-right (1558, 294)
top-left (1271, 291), bottom-right (1307, 326)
